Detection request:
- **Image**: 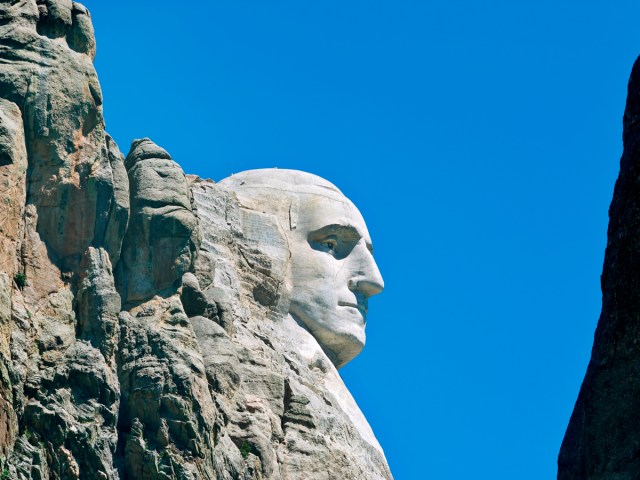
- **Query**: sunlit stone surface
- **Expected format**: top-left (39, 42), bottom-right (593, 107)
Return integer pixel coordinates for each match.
top-left (0, 1), bottom-right (392, 477)
top-left (189, 169), bottom-right (392, 479)
top-left (218, 169), bottom-right (385, 368)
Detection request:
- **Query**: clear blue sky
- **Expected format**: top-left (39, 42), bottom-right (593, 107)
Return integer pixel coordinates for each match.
top-left (83, 2), bottom-right (640, 478)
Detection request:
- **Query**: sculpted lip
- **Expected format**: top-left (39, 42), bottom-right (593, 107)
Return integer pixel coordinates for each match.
top-left (338, 301), bottom-right (367, 315)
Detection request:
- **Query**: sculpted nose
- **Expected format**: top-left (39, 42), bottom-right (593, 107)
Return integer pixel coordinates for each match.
top-left (348, 245), bottom-right (384, 298)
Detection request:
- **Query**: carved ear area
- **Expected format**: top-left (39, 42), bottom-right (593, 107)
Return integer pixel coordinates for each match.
top-left (36, 0), bottom-right (72, 39)
top-left (67, 3), bottom-right (96, 60)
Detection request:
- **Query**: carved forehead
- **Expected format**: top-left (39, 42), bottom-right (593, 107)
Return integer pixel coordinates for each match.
top-left (217, 168), bottom-right (374, 244)
top-left (218, 169), bottom-right (351, 222)
top-left (219, 168), bottom-right (345, 199)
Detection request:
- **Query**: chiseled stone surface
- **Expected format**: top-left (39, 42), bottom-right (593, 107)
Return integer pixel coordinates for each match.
top-left (0, 1), bottom-right (392, 479)
top-left (218, 169), bottom-right (385, 369)
top-left (559, 55), bottom-right (640, 479)
top-left (190, 175), bottom-right (391, 479)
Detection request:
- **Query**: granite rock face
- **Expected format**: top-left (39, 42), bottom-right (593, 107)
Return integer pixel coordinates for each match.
top-left (0, 1), bottom-right (392, 479)
top-left (559, 55), bottom-right (640, 479)
top-left (190, 178), bottom-right (391, 479)
top-left (117, 138), bottom-right (199, 305)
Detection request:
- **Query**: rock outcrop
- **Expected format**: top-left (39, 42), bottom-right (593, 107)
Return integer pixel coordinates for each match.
top-left (189, 178), bottom-right (391, 479)
top-left (559, 56), bottom-right (640, 478)
top-left (117, 138), bottom-right (199, 305)
top-left (0, 1), bottom-right (392, 479)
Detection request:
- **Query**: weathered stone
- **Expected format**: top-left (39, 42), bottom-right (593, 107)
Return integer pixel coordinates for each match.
top-left (0, 98), bottom-right (26, 419)
top-left (117, 296), bottom-right (217, 479)
top-left (191, 175), bottom-right (392, 479)
top-left (0, 274), bottom-right (16, 461)
top-left (117, 139), bottom-right (199, 305)
top-left (559, 55), bottom-right (640, 478)
top-left (36, 0), bottom-right (73, 39)
top-left (0, 0), bottom-right (127, 273)
top-left (180, 272), bottom-right (216, 319)
top-left (67, 2), bottom-right (96, 59)
top-left (0, 3), bottom-right (128, 477)
top-left (77, 247), bottom-right (120, 360)
top-left (0, 3), bottom-right (392, 478)
top-left (0, 99), bottom-right (27, 283)
top-left (10, 291), bottom-right (120, 479)
top-left (101, 134), bottom-right (130, 269)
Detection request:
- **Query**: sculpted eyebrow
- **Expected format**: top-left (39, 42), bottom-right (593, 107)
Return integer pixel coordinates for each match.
top-left (307, 224), bottom-right (361, 241)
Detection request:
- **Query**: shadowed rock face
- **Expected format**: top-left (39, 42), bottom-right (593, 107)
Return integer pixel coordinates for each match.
top-left (0, 2), bottom-right (392, 479)
top-left (559, 55), bottom-right (640, 479)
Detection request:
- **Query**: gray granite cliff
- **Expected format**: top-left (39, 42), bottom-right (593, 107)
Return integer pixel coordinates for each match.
top-left (0, 2), bottom-right (392, 479)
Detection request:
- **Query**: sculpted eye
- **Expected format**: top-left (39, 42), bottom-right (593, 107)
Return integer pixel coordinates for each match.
top-left (308, 225), bottom-right (360, 259)
top-left (322, 239), bottom-right (337, 252)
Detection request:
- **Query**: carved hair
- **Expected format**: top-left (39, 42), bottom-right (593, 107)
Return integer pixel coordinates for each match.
top-left (218, 169), bottom-right (347, 230)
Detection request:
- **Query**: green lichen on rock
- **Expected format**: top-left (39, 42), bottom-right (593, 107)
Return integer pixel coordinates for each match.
top-left (12, 273), bottom-right (26, 289)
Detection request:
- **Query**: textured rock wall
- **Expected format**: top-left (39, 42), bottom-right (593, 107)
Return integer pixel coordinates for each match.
top-left (190, 179), bottom-right (391, 479)
top-left (0, 1), bottom-right (392, 479)
top-left (559, 55), bottom-right (640, 479)
top-left (0, 1), bottom-right (126, 478)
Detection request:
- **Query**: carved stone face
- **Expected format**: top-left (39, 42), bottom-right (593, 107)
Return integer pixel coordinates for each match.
top-left (218, 169), bottom-right (384, 368)
top-left (287, 192), bottom-right (384, 368)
